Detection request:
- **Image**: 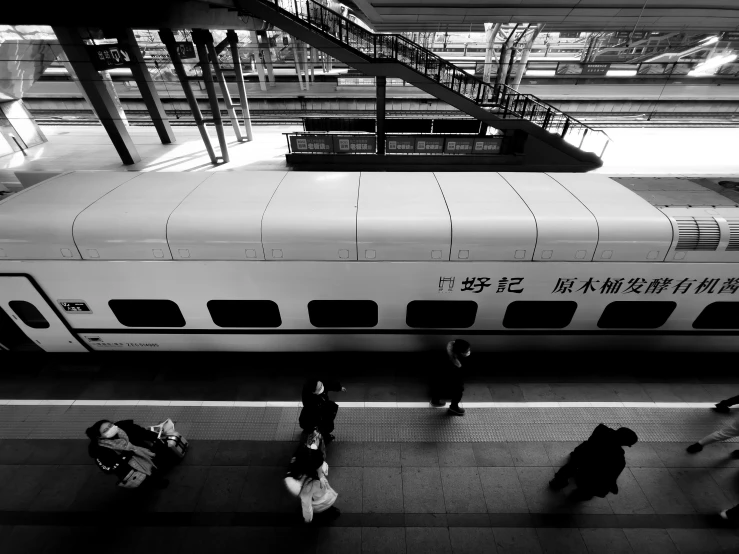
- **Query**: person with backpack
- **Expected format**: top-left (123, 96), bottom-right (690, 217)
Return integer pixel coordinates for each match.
top-left (85, 419), bottom-right (176, 489)
top-left (299, 378), bottom-right (346, 441)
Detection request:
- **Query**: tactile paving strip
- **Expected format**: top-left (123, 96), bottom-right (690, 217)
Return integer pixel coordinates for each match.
top-left (0, 405), bottom-right (736, 442)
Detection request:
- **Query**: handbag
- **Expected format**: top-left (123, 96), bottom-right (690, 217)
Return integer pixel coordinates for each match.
top-left (150, 418), bottom-right (189, 459)
top-left (118, 469), bottom-right (147, 489)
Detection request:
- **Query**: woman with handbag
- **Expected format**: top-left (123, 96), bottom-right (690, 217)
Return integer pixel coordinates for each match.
top-left (299, 378), bottom-right (346, 441)
top-left (85, 419), bottom-right (173, 489)
top-left (290, 431), bottom-right (340, 523)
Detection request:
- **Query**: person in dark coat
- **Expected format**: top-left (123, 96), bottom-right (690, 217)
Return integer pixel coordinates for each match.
top-left (549, 424), bottom-right (638, 500)
top-left (430, 339), bottom-right (471, 416)
top-left (720, 502), bottom-right (739, 523)
top-left (299, 378), bottom-right (346, 442)
top-left (85, 419), bottom-right (177, 489)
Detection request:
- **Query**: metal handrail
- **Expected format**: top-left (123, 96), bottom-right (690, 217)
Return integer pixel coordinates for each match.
top-left (257, 0), bottom-right (610, 156)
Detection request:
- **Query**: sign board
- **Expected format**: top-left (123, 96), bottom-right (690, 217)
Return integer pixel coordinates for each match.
top-left (289, 135), bottom-right (334, 153)
top-left (333, 135), bottom-right (376, 153)
top-left (415, 137), bottom-right (444, 152)
top-left (445, 137), bottom-right (474, 153)
top-left (638, 63), bottom-right (669, 75)
top-left (581, 63), bottom-right (610, 75)
top-left (721, 32), bottom-right (739, 41)
top-left (87, 44), bottom-right (134, 71)
top-left (558, 32), bottom-right (581, 39)
top-left (555, 63), bottom-right (583, 75)
top-left (58, 300), bottom-right (92, 314)
top-left (386, 135), bottom-right (415, 153)
top-left (175, 41), bottom-right (197, 60)
top-left (472, 138), bottom-right (502, 154)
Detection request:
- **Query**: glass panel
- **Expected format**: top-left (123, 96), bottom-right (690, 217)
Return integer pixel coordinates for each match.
top-left (108, 300), bottom-right (186, 328)
top-left (207, 300), bottom-right (282, 328)
top-left (693, 302), bottom-right (739, 329)
top-left (8, 300), bottom-right (49, 329)
top-left (308, 300), bottom-right (378, 327)
top-left (503, 301), bottom-right (577, 329)
top-left (406, 301), bottom-right (477, 328)
top-left (598, 301), bottom-right (677, 329)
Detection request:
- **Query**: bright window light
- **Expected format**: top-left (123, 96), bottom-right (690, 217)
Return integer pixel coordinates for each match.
top-left (606, 69), bottom-right (638, 77)
top-left (700, 36), bottom-right (719, 45)
top-left (689, 53), bottom-right (737, 75)
top-left (524, 70), bottom-right (556, 76)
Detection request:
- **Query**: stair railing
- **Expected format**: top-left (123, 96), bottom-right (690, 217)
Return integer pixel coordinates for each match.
top-left (260, 0), bottom-right (610, 157)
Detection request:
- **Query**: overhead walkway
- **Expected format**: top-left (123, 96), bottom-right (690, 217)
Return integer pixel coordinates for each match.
top-left (234, 0), bottom-right (610, 171)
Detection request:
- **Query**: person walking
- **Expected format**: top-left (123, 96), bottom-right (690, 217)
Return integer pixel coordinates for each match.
top-left (549, 424), bottom-right (638, 501)
top-left (299, 378), bottom-right (346, 441)
top-left (430, 339), bottom-right (471, 416)
top-left (285, 430), bottom-right (329, 496)
top-left (714, 394), bottom-right (739, 413)
top-left (686, 414), bottom-right (739, 458)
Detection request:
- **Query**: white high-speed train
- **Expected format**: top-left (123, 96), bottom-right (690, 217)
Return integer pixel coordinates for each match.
top-left (1, 171), bottom-right (738, 353)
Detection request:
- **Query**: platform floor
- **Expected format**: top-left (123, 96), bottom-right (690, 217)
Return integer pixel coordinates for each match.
top-left (1, 125), bottom-right (738, 179)
top-left (0, 354), bottom-right (738, 553)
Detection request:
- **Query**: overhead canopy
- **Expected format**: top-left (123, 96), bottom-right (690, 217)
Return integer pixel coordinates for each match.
top-left (168, 172), bottom-right (285, 261)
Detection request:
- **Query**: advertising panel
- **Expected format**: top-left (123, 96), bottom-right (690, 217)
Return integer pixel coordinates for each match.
top-left (289, 134), bottom-right (334, 153)
top-left (444, 137), bottom-right (474, 153)
top-left (386, 135), bottom-right (415, 153)
top-left (333, 134), bottom-right (376, 153)
top-left (415, 137), bottom-right (445, 152)
top-left (472, 138), bottom-right (502, 154)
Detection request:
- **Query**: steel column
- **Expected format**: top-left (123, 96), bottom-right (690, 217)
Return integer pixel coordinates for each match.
top-left (51, 26), bottom-right (140, 165)
top-left (249, 31), bottom-right (267, 91)
top-left (227, 30), bottom-right (253, 141)
top-left (376, 75), bottom-right (386, 155)
top-left (192, 29), bottom-right (229, 163)
top-left (159, 29), bottom-right (217, 163)
top-left (112, 28), bottom-right (175, 144)
top-left (205, 31), bottom-right (244, 141)
top-left (258, 31), bottom-right (276, 86)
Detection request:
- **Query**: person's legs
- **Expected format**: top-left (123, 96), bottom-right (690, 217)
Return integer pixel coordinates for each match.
top-left (448, 385), bottom-right (465, 416)
top-left (687, 417), bottom-right (739, 452)
top-left (550, 460), bottom-right (576, 490)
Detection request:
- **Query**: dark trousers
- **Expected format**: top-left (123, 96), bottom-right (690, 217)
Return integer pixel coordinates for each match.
top-left (553, 460), bottom-right (576, 484)
top-left (727, 503), bottom-right (739, 521)
top-left (431, 381), bottom-right (464, 407)
top-left (719, 395), bottom-right (739, 407)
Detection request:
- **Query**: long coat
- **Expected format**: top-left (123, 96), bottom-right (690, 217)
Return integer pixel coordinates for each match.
top-left (299, 379), bottom-right (342, 433)
top-left (570, 424), bottom-right (627, 497)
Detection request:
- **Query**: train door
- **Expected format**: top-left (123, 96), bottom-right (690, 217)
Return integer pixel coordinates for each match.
top-left (0, 276), bottom-right (88, 352)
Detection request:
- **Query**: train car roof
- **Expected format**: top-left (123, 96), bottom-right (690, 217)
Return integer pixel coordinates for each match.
top-left (0, 171), bottom-right (139, 260)
top-left (167, 172), bottom-right (284, 261)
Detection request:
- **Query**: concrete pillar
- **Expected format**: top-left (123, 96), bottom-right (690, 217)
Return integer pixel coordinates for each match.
top-left (227, 30), bottom-right (253, 141)
top-left (258, 31), bottom-right (276, 87)
top-left (51, 26), bottom-right (140, 165)
top-left (248, 31), bottom-right (267, 92)
top-left (310, 46), bottom-right (317, 81)
top-left (290, 35), bottom-right (305, 90)
top-left (376, 75), bottom-right (386, 155)
top-left (205, 31), bottom-right (244, 141)
top-left (496, 25), bottom-right (518, 88)
top-left (159, 29), bottom-right (217, 163)
top-left (192, 29), bottom-right (229, 163)
top-left (112, 28), bottom-right (175, 144)
top-left (100, 72), bottom-right (128, 126)
top-left (482, 23), bottom-right (501, 84)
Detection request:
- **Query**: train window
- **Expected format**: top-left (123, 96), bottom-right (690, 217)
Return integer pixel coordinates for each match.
top-left (693, 302), bottom-right (739, 329)
top-left (308, 300), bottom-right (378, 328)
top-left (207, 300), bottom-right (282, 328)
top-left (598, 301), bottom-right (676, 329)
top-left (108, 300), bottom-right (186, 327)
top-left (503, 301), bottom-right (577, 329)
top-left (8, 301), bottom-right (50, 329)
top-left (406, 301), bottom-right (478, 328)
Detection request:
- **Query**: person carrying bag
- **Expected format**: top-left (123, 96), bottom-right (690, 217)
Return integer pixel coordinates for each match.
top-left (299, 378), bottom-right (346, 441)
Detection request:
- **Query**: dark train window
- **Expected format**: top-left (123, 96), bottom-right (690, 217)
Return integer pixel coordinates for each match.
top-left (108, 300), bottom-right (186, 327)
top-left (693, 302), bottom-right (739, 329)
top-left (406, 301), bottom-right (478, 328)
top-left (308, 300), bottom-right (378, 328)
top-left (207, 300), bottom-right (282, 328)
top-left (598, 301), bottom-right (676, 329)
top-left (8, 301), bottom-right (50, 329)
top-left (503, 301), bottom-right (577, 329)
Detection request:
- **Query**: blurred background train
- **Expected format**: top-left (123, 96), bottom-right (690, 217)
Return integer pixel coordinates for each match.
top-left (1, 171), bottom-right (739, 353)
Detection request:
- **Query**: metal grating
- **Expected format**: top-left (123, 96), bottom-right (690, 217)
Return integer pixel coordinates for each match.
top-left (675, 217), bottom-right (720, 251)
top-left (727, 219), bottom-right (739, 251)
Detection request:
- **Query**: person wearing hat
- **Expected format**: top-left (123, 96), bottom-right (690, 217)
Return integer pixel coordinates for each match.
top-left (549, 424), bottom-right (639, 500)
top-left (299, 378), bottom-right (346, 442)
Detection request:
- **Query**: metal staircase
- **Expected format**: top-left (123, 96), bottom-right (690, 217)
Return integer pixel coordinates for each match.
top-left (235, 0), bottom-right (610, 170)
